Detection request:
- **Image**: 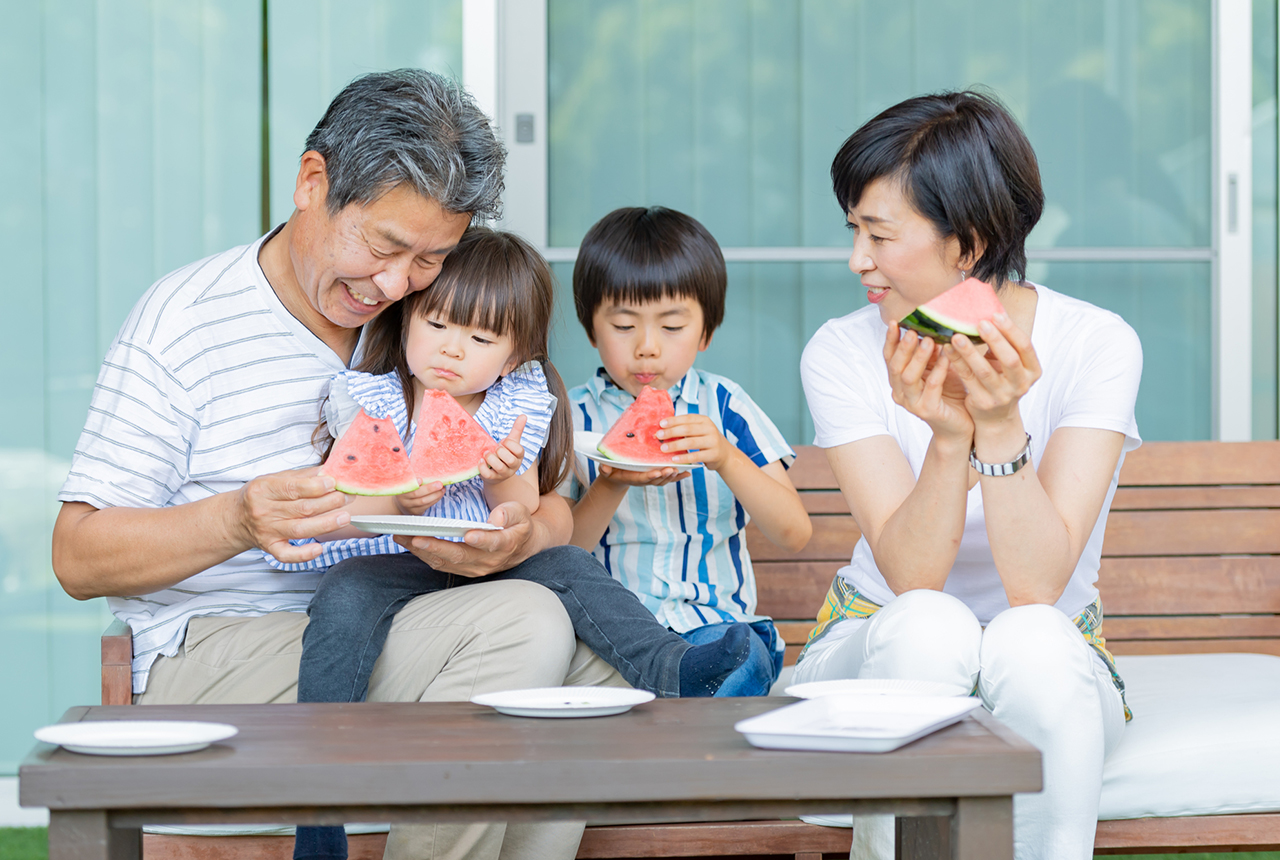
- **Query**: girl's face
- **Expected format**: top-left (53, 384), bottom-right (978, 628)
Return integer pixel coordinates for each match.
top-left (404, 311), bottom-right (519, 413)
top-left (846, 176), bottom-right (972, 325)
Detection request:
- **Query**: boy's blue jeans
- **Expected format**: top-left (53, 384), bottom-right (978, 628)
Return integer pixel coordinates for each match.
top-left (295, 544), bottom-right (703, 860)
top-left (679, 619), bottom-right (782, 697)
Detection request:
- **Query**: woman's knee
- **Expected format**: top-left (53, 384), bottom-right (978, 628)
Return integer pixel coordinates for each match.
top-left (862, 589), bottom-right (981, 685)
top-left (980, 604), bottom-right (1098, 701)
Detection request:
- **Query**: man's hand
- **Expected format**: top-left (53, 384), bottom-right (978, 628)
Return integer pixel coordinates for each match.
top-left (235, 467), bottom-right (351, 563)
top-left (394, 501), bottom-right (537, 577)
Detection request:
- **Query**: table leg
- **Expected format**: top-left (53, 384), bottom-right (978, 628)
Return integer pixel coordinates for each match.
top-left (950, 797), bottom-right (1013, 860)
top-left (47, 810), bottom-right (141, 860)
top-left (897, 815), bottom-right (950, 859)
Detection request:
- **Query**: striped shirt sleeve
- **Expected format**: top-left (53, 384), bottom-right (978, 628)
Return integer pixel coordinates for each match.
top-left (60, 337), bottom-right (198, 510)
top-left (481, 362), bottom-right (557, 475)
top-left (715, 379), bottom-right (795, 469)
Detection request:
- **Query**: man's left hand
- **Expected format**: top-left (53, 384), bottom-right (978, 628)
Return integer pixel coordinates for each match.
top-left (394, 501), bottom-right (535, 577)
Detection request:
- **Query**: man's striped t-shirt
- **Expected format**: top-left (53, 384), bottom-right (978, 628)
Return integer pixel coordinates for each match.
top-left (58, 229), bottom-right (346, 693)
top-left (562, 368), bottom-right (795, 634)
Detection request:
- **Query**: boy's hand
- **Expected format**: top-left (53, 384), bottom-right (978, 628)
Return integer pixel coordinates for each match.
top-left (657, 414), bottom-right (734, 471)
top-left (479, 415), bottom-right (527, 483)
top-left (395, 481), bottom-right (445, 516)
top-left (596, 463), bottom-right (691, 486)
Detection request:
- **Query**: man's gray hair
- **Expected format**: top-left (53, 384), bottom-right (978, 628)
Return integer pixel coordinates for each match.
top-left (305, 69), bottom-right (505, 220)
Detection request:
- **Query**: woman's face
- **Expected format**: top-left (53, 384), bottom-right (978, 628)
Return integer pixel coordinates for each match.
top-left (846, 176), bottom-right (968, 325)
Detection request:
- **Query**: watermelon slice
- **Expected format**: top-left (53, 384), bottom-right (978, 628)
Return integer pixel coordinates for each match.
top-left (409, 389), bottom-right (500, 485)
top-left (321, 409), bottom-right (420, 496)
top-left (900, 277), bottom-right (1005, 344)
top-left (597, 385), bottom-right (678, 463)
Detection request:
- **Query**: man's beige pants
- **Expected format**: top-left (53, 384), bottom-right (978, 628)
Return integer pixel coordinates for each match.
top-left (137, 580), bottom-right (627, 860)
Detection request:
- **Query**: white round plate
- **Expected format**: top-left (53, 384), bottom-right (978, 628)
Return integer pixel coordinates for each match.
top-left (573, 430), bottom-right (703, 473)
top-left (471, 686), bottom-right (656, 718)
top-left (783, 678), bottom-right (963, 699)
top-left (350, 515), bottom-right (502, 538)
top-left (35, 721), bottom-right (238, 756)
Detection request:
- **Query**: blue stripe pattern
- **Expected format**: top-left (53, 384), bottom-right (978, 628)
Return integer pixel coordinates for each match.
top-left (563, 368), bottom-right (794, 633)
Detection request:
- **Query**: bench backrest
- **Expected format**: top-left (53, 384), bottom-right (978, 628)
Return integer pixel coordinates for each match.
top-left (752, 442), bottom-right (1280, 664)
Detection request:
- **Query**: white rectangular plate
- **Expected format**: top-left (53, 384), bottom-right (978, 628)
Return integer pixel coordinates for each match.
top-left (734, 693), bottom-right (983, 753)
top-left (350, 515), bottom-right (502, 538)
top-left (574, 430), bottom-right (703, 473)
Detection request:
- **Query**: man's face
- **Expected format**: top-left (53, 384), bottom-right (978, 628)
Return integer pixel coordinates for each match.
top-left (290, 173), bottom-right (472, 333)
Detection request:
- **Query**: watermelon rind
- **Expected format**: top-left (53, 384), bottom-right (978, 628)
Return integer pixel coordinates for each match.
top-left (334, 475), bottom-right (421, 497)
top-left (900, 307), bottom-right (983, 344)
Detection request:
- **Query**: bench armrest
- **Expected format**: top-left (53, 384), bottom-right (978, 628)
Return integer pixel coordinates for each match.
top-left (102, 619), bottom-right (133, 706)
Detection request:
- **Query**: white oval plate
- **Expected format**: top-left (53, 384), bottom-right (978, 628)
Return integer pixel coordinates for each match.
top-left (350, 515), bottom-right (502, 538)
top-left (784, 678), bottom-right (964, 699)
top-left (35, 721), bottom-right (238, 756)
top-left (573, 430), bottom-right (703, 473)
top-left (471, 686), bottom-right (656, 718)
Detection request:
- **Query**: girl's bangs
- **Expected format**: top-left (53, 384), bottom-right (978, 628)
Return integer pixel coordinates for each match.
top-left (417, 278), bottom-right (517, 337)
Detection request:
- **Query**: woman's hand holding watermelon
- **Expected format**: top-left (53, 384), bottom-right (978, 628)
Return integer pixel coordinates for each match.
top-left (945, 312), bottom-right (1043, 431)
top-left (883, 321), bottom-right (974, 444)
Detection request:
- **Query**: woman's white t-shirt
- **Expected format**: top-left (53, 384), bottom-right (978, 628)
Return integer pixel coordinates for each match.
top-left (800, 284), bottom-right (1142, 626)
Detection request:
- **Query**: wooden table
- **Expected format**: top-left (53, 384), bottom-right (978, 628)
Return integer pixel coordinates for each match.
top-left (20, 699), bottom-right (1040, 860)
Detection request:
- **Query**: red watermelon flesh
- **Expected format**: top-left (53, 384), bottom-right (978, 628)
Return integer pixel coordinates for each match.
top-left (321, 409), bottom-right (420, 496)
top-left (409, 389), bottom-right (500, 485)
top-left (900, 277), bottom-right (1005, 344)
top-left (597, 385), bottom-right (678, 463)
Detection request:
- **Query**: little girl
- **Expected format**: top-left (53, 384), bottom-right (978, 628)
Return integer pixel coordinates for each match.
top-left (280, 228), bottom-right (753, 860)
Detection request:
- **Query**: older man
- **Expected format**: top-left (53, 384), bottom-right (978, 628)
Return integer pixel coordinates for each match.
top-left (52, 69), bottom-right (617, 860)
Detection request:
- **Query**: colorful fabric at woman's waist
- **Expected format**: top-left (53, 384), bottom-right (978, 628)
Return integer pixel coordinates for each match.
top-left (800, 575), bottom-right (1131, 721)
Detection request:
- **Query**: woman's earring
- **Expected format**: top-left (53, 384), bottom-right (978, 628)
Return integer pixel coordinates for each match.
top-left (959, 270), bottom-right (968, 282)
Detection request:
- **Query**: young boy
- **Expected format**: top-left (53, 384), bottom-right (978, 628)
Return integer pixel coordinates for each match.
top-left (564, 206), bottom-right (812, 696)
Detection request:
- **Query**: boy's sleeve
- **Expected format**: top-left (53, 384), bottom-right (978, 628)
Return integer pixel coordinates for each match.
top-left (715, 378), bottom-right (795, 469)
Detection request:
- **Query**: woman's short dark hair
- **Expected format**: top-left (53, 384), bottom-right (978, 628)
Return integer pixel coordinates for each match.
top-left (573, 206), bottom-right (726, 342)
top-left (831, 91), bottom-right (1044, 288)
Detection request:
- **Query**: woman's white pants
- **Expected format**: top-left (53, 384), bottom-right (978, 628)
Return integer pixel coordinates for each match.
top-left (791, 589), bottom-right (1126, 860)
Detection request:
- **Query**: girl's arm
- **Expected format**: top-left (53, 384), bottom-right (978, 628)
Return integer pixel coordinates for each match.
top-left (949, 316), bottom-right (1126, 605)
top-left (480, 416), bottom-right (541, 514)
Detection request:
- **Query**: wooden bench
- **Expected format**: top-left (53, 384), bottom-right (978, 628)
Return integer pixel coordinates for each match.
top-left (103, 441), bottom-right (1280, 858)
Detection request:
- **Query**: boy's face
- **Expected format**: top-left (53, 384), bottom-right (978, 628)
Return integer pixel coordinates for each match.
top-left (589, 296), bottom-right (711, 398)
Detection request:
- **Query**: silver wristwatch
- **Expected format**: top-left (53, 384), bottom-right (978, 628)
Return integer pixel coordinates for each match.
top-left (969, 433), bottom-right (1033, 477)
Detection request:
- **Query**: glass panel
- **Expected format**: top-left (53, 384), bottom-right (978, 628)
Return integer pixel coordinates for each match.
top-left (551, 259), bottom-right (1210, 445)
top-left (548, 0), bottom-right (1211, 249)
top-left (0, 0), bottom-right (263, 774)
top-left (1253, 0), bottom-right (1277, 440)
top-left (267, 0), bottom-right (463, 225)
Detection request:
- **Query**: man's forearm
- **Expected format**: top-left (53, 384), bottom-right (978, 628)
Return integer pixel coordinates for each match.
top-left (52, 498), bottom-right (249, 600)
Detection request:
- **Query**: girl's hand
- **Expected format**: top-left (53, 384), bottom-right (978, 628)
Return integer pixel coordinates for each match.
top-left (657, 413), bottom-right (733, 471)
top-left (883, 321), bottom-right (974, 443)
top-left (395, 481), bottom-right (445, 516)
top-left (597, 463), bottom-right (691, 486)
top-left (479, 414), bottom-right (528, 483)
top-left (946, 313), bottom-right (1042, 428)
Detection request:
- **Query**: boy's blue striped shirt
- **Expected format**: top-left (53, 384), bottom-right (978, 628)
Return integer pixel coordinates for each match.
top-left (271, 362), bottom-right (556, 571)
top-left (562, 368), bottom-right (795, 633)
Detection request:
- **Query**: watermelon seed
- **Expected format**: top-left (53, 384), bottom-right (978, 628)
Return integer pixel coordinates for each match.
top-left (392, 447), bottom-right (401, 452)
top-left (373, 424), bottom-right (381, 432)
top-left (345, 455), bottom-right (357, 462)
top-left (625, 432), bottom-right (635, 437)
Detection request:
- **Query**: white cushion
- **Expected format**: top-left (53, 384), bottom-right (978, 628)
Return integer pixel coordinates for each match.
top-left (1099, 653), bottom-right (1280, 819)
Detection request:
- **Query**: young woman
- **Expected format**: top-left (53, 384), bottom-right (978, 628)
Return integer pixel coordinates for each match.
top-left (796, 92), bottom-right (1141, 860)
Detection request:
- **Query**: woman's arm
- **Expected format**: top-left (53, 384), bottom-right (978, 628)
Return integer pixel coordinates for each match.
top-left (949, 314), bottom-right (1126, 605)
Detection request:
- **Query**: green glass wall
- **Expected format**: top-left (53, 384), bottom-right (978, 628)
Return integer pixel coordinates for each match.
top-left (547, 0), bottom-right (1219, 443)
top-left (0, 0), bottom-right (460, 775)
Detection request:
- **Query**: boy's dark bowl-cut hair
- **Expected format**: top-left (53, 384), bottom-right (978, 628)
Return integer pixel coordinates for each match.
top-left (573, 206), bottom-right (726, 342)
top-left (830, 90), bottom-right (1044, 289)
